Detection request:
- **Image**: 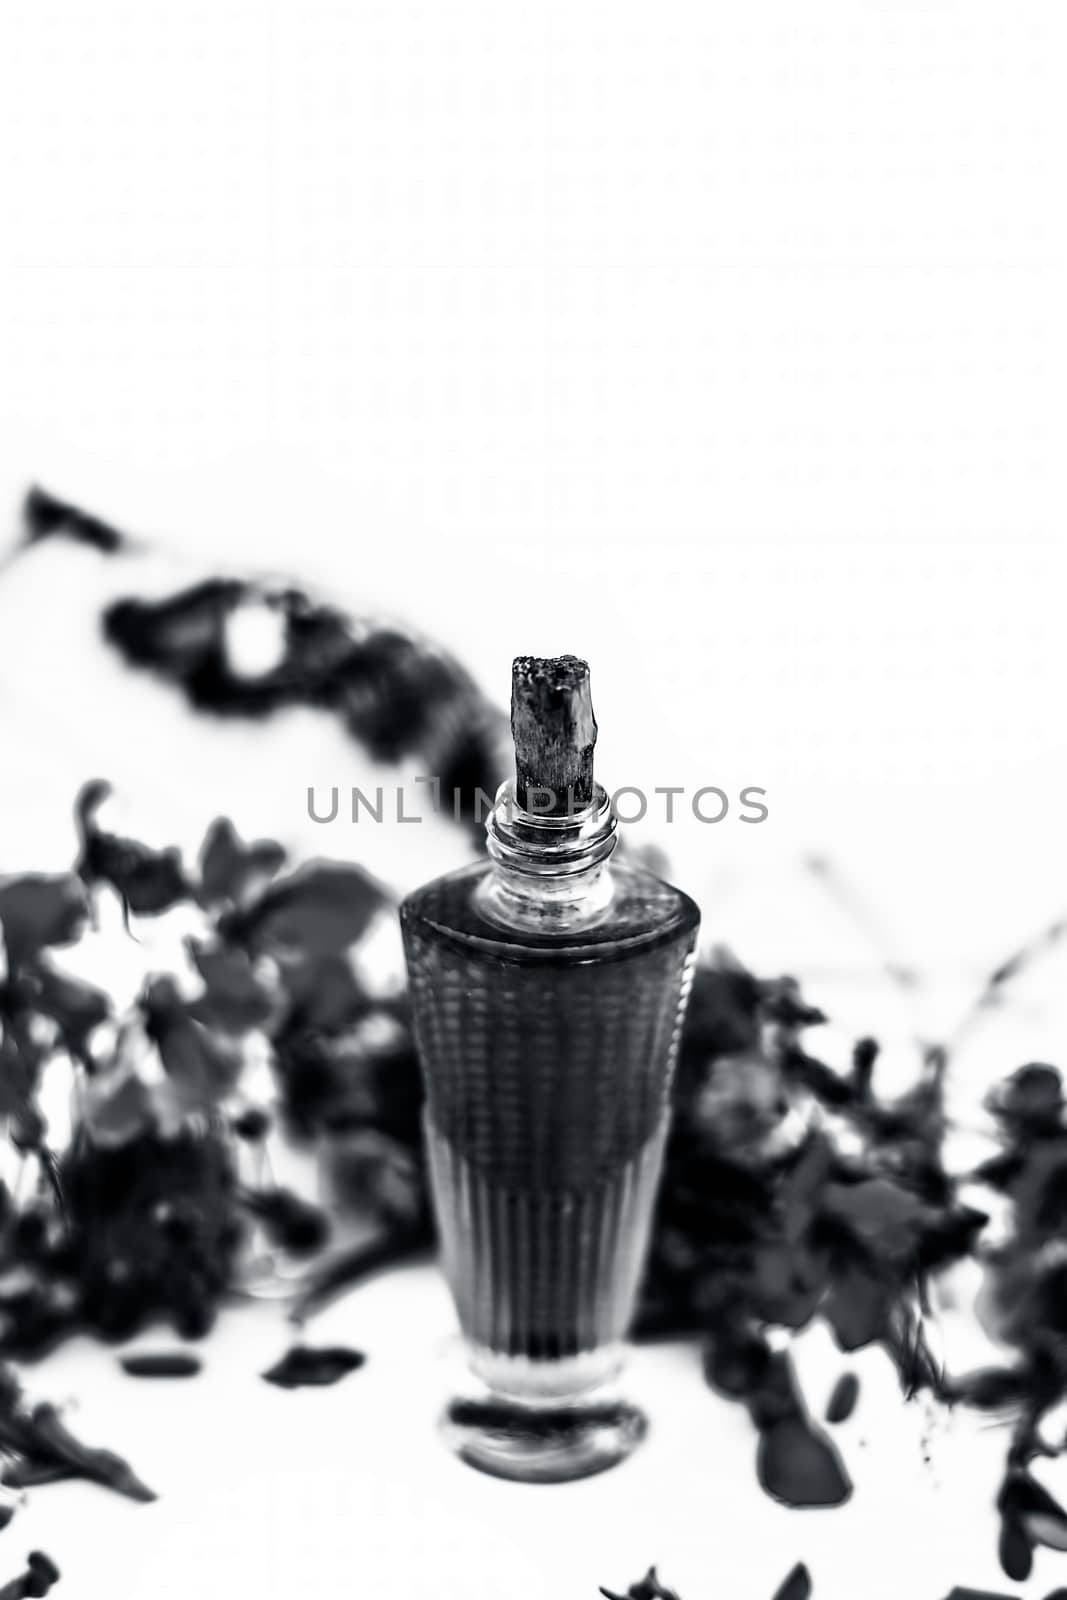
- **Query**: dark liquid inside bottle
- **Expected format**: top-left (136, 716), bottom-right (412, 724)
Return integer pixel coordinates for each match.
top-left (402, 858), bottom-right (699, 1398)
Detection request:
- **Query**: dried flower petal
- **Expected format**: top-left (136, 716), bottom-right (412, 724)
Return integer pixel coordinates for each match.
top-left (142, 977), bottom-right (242, 1113)
top-left (240, 1188), bottom-right (331, 1256)
top-left (261, 1345), bottom-right (365, 1389)
top-left (771, 1564), bottom-right (812, 1600)
top-left (187, 941), bottom-right (275, 1034)
top-left (198, 819), bottom-right (285, 907)
top-left (997, 1516), bottom-right (1032, 1580)
top-left (598, 1567), bottom-right (681, 1600)
top-left (24, 482), bottom-right (123, 551)
top-left (824, 1373), bottom-right (859, 1425)
top-left (75, 783), bottom-right (190, 916)
top-left (942, 1591), bottom-right (1017, 1600)
top-left (120, 1352), bottom-right (201, 1379)
top-left (24, 1404), bottom-right (155, 1502)
top-left (0, 876), bottom-right (89, 968)
top-left (27, 961), bottom-right (109, 1060)
top-left (219, 862), bottom-right (387, 965)
top-left (1025, 1511), bottom-right (1067, 1551)
top-left (757, 1416), bottom-right (852, 1509)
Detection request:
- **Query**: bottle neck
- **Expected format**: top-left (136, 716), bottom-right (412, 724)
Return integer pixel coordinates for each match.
top-left (477, 780), bottom-right (619, 933)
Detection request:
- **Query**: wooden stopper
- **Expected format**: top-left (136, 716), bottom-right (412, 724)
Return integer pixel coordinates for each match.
top-left (511, 655), bottom-right (597, 815)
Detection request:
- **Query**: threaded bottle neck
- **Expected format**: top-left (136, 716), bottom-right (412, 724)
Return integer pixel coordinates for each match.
top-left (477, 780), bottom-right (618, 931)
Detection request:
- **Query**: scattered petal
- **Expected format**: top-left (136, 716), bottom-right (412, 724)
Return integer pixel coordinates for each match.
top-left (943, 1591), bottom-right (1018, 1600)
top-left (757, 1416), bottom-right (852, 1509)
top-left (598, 1567), bottom-right (681, 1600)
top-left (75, 783), bottom-right (190, 916)
top-left (198, 819), bottom-right (285, 907)
top-left (771, 1564), bottom-right (812, 1600)
top-left (0, 876), bottom-right (89, 967)
top-left (24, 482), bottom-right (124, 551)
top-left (219, 863), bottom-right (388, 965)
top-left (17, 1404), bottom-right (155, 1503)
top-left (998, 1516), bottom-right (1032, 1581)
top-left (824, 1373), bottom-right (860, 1425)
top-left (240, 1187), bottom-right (331, 1256)
top-left (261, 1345), bottom-right (365, 1390)
top-left (120, 1352), bottom-right (201, 1379)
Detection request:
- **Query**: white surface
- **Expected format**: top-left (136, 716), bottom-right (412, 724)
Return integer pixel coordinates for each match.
top-left (9, 1263), bottom-right (1064, 1600)
top-left (2, 4), bottom-right (1067, 1595)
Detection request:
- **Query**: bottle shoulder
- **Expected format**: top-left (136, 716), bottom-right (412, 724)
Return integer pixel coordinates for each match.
top-left (400, 858), bottom-right (700, 964)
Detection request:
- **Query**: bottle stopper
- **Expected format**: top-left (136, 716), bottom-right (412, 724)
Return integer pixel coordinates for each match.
top-left (510, 655), bottom-right (597, 816)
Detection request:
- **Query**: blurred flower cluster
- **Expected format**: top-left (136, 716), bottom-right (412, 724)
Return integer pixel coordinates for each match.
top-left (0, 781), bottom-right (430, 1359)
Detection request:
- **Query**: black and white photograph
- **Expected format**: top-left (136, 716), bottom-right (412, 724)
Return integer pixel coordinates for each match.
top-left (1, 6), bottom-right (1066, 1596)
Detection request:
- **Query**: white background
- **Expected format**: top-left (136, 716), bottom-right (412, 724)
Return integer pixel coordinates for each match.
top-left (1, 2), bottom-right (1066, 975)
top-left (2, 4), bottom-right (1067, 1596)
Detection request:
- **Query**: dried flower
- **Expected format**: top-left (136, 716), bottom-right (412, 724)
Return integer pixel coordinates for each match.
top-left (599, 1567), bottom-right (681, 1600)
top-left (261, 1344), bottom-right (365, 1389)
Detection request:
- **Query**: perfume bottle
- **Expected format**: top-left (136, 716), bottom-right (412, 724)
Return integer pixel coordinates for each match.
top-left (400, 656), bottom-right (700, 1481)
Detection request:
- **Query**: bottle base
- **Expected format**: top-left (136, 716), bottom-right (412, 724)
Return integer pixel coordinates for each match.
top-left (440, 1393), bottom-right (648, 1484)
top-left (467, 1341), bottom-right (625, 1402)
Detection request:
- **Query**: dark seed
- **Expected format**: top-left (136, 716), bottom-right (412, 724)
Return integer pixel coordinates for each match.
top-left (261, 1344), bottom-right (365, 1390)
top-left (120, 1352), bottom-right (202, 1379)
top-left (824, 1373), bottom-right (859, 1425)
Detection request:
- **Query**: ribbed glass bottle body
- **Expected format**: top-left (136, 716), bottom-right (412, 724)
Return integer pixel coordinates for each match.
top-left (401, 859), bottom-right (699, 1400)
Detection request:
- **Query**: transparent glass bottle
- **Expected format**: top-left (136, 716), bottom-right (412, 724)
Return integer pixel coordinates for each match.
top-left (400, 657), bottom-right (700, 1481)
